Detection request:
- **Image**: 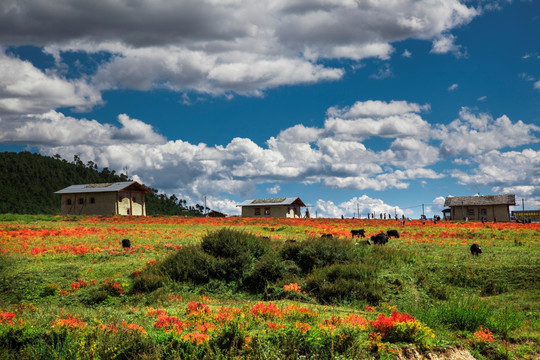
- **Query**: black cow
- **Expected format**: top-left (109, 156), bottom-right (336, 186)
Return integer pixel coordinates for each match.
top-left (470, 243), bottom-right (482, 256)
top-left (122, 238), bottom-right (131, 248)
top-left (351, 229), bottom-right (365, 238)
top-left (386, 230), bottom-right (400, 238)
top-left (370, 233), bottom-right (389, 245)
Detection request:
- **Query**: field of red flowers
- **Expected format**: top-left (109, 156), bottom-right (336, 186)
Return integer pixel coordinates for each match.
top-left (0, 215), bottom-right (538, 359)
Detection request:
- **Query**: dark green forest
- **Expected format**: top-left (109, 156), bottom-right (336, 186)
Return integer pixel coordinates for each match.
top-left (0, 152), bottom-right (206, 216)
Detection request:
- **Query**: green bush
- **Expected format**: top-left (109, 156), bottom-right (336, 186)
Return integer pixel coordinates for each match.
top-left (156, 229), bottom-right (290, 294)
top-left (306, 263), bottom-right (384, 304)
top-left (40, 283), bottom-right (60, 297)
top-left (160, 245), bottom-right (216, 284)
top-left (242, 253), bottom-right (293, 293)
top-left (200, 228), bottom-right (275, 286)
top-left (132, 271), bottom-right (164, 293)
top-left (201, 228), bottom-right (270, 260)
top-left (289, 236), bottom-right (356, 274)
top-left (79, 288), bottom-right (110, 305)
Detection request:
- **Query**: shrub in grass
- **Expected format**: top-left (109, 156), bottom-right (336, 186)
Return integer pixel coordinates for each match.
top-left (209, 321), bottom-right (248, 353)
top-left (306, 263), bottom-right (384, 304)
top-left (131, 271), bottom-right (164, 293)
top-left (242, 253), bottom-right (293, 293)
top-left (40, 283), bottom-right (60, 297)
top-left (158, 229), bottom-right (294, 294)
top-left (160, 245), bottom-right (216, 284)
top-left (201, 228), bottom-right (270, 260)
top-left (289, 236), bottom-right (356, 274)
top-left (79, 287), bottom-right (109, 305)
top-left (201, 228), bottom-right (274, 284)
top-left (0, 323), bottom-right (45, 352)
top-left (434, 296), bottom-right (492, 331)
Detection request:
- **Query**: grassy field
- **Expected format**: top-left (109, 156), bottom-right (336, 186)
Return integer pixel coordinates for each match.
top-left (0, 214), bottom-right (538, 359)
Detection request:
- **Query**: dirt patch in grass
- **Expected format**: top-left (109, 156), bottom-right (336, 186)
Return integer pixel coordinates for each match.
top-left (397, 347), bottom-right (476, 360)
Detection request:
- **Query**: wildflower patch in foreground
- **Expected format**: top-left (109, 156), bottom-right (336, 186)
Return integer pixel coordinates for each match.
top-left (368, 311), bottom-right (435, 350)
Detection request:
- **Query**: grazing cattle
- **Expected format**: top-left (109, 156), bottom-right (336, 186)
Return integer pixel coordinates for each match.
top-left (121, 239), bottom-right (131, 248)
top-left (470, 243), bottom-right (482, 256)
top-left (351, 229), bottom-right (365, 238)
top-left (370, 233), bottom-right (389, 245)
top-left (386, 230), bottom-right (400, 238)
top-left (321, 233), bottom-right (334, 238)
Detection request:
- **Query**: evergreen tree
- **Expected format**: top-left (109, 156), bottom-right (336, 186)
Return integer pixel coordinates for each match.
top-left (0, 152), bottom-right (204, 216)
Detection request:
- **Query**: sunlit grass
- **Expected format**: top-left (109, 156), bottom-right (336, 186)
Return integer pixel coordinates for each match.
top-left (0, 215), bottom-right (539, 359)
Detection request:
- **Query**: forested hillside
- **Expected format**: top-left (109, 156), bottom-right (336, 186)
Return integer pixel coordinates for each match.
top-left (0, 152), bottom-right (204, 216)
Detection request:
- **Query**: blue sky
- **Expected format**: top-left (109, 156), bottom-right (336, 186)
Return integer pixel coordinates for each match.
top-left (1, 0), bottom-right (539, 218)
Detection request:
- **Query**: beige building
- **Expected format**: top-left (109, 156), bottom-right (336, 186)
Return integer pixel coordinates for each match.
top-left (444, 194), bottom-right (516, 222)
top-left (55, 181), bottom-right (150, 216)
top-left (239, 197), bottom-right (306, 218)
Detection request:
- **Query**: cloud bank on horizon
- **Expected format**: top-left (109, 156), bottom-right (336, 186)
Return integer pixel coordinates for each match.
top-left (0, 0), bottom-right (539, 217)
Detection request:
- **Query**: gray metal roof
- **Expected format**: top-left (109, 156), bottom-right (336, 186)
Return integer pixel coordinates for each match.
top-left (238, 197), bottom-right (306, 207)
top-left (444, 194), bottom-right (516, 207)
top-left (55, 181), bottom-right (148, 194)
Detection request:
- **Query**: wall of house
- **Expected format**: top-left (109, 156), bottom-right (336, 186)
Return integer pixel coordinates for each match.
top-left (451, 205), bottom-right (510, 221)
top-left (241, 205), bottom-right (301, 218)
top-left (117, 191), bottom-right (146, 216)
top-left (60, 191), bottom-right (146, 216)
top-left (60, 192), bottom-right (117, 215)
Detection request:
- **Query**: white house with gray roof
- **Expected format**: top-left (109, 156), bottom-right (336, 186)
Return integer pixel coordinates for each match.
top-left (238, 197), bottom-right (306, 218)
top-left (55, 181), bottom-right (150, 216)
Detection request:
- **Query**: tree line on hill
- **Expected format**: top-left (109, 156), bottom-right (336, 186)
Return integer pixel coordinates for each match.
top-left (0, 152), bottom-right (207, 216)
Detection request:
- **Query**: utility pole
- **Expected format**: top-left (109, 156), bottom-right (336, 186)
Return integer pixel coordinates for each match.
top-left (522, 198), bottom-right (525, 223)
top-left (357, 203), bottom-right (360, 219)
top-left (422, 204), bottom-right (425, 219)
top-left (204, 196), bottom-right (207, 215)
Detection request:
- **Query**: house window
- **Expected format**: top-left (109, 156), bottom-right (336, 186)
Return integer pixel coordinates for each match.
top-left (254, 208), bottom-right (261, 216)
top-left (90, 197), bottom-right (95, 204)
top-left (66, 199), bottom-right (72, 205)
top-left (467, 209), bottom-right (475, 216)
top-left (79, 198), bottom-right (84, 205)
top-left (480, 208), bottom-right (487, 216)
top-left (264, 208), bottom-right (271, 215)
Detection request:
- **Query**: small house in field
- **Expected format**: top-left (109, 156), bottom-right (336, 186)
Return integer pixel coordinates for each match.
top-left (444, 194), bottom-right (516, 222)
top-left (55, 181), bottom-right (150, 216)
top-left (207, 210), bottom-right (227, 218)
top-left (238, 197), bottom-right (306, 218)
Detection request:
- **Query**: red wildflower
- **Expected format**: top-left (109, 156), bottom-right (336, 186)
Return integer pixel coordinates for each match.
top-left (182, 331), bottom-right (209, 344)
top-left (267, 322), bottom-right (286, 330)
top-left (186, 301), bottom-right (212, 316)
top-left (369, 311), bottom-right (415, 336)
top-left (295, 322), bottom-right (310, 333)
top-left (52, 314), bottom-right (87, 329)
top-left (0, 311), bottom-right (16, 325)
top-left (473, 326), bottom-right (494, 342)
top-left (283, 282), bottom-right (301, 293)
top-left (249, 302), bottom-right (282, 318)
